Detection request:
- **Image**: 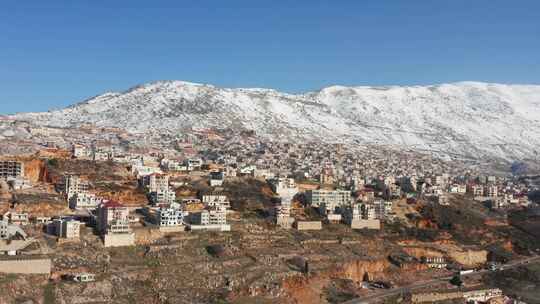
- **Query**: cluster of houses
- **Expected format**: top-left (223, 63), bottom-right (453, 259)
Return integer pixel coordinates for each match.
top-left (0, 131), bottom-right (537, 252)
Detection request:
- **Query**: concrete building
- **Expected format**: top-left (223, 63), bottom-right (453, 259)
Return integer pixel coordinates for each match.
top-left (468, 184), bottom-right (484, 196)
top-left (72, 144), bottom-right (90, 159)
top-left (341, 204), bottom-right (381, 229)
top-left (52, 217), bottom-right (81, 239)
top-left (275, 200), bottom-right (295, 229)
top-left (69, 192), bottom-right (100, 209)
top-left (97, 200), bottom-right (131, 234)
top-left (209, 171), bottom-right (224, 187)
top-left (156, 206), bottom-right (184, 227)
top-left (64, 175), bottom-right (90, 200)
top-left (189, 206), bottom-right (230, 231)
top-left (306, 190), bottom-right (352, 210)
top-left (8, 213), bottom-right (29, 226)
top-left (485, 185), bottom-right (498, 197)
top-left (149, 188), bottom-right (176, 205)
top-left (145, 173), bottom-right (169, 193)
top-left (97, 200), bottom-right (135, 247)
top-left (202, 193), bottom-right (231, 210)
top-left (0, 161), bottom-right (24, 180)
top-left (373, 200), bottom-right (393, 220)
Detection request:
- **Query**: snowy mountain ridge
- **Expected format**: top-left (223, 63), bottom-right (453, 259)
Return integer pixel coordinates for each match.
top-left (7, 80), bottom-right (540, 161)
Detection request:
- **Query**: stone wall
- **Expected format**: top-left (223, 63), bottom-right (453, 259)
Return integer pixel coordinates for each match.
top-left (412, 291), bottom-right (462, 303)
top-left (0, 258), bottom-right (51, 274)
top-left (350, 219), bottom-right (380, 230)
top-left (103, 233), bottom-right (135, 247)
top-left (295, 221), bottom-right (322, 230)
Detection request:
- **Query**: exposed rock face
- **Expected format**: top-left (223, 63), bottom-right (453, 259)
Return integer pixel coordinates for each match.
top-left (448, 249), bottom-right (488, 266)
top-left (282, 259), bottom-right (391, 304)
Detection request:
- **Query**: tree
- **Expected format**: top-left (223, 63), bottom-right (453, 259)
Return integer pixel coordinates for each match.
top-left (450, 275), bottom-right (462, 287)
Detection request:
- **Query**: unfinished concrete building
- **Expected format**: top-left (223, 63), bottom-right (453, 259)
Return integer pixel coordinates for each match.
top-left (0, 161), bottom-right (24, 180)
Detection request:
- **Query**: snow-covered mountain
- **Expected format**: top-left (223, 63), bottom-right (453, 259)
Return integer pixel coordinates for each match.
top-left (7, 81), bottom-right (540, 161)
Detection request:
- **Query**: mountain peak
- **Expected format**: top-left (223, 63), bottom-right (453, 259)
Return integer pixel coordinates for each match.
top-left (7, 81), bottom-right (540, 161)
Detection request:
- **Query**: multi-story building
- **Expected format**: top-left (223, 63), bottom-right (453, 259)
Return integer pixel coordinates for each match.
top-left (145, 173), bottom-right (170, 193)
top-left (72, 144), bottom-right (90, 159)
top-left (69, 192), bottom-right (100, 209)
top-left (468, 184), bottom-right (484, 196)
top-left (209, 171), bottom-right (224, 187)
top-left (97, 200), bottom-right (134, 247)
top-left (52, 218), bottom-right (81, 239)
top-left (64, 175), bottom-right (90, 200)
top-left (202, 193), bottom-right (230, 209)
top-left (149, 188), bottom-right (176, 205)
top-left (0, 161), bottom-right (24, 180)
top-left (189, 206), bottom-right (230, 231)
top-left (97, 201), bottom-right (131, 234)
top-left (156, 207), bottom-right (184, 227)
top-left (485, 185), bottom-right (498, 197)
top-left (268, 177), bottom-right (298, 204)
top-left (306, 190), bottom-right (351, 212)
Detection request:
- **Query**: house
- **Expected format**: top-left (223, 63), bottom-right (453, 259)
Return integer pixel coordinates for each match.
top-left (421, 256), bottom-right (448, 269)
top-left (189, 206), bottom-right (230, 231)
top-left (97, 201), bottom-right (134, 247)
top-left (155, 205), bottom-right (183, 226)
top-left (8, 213), bottom-right (29, 226)
top-left (72, 144), bottom-right (90, 159)
top-left (69, 192), bottom-right (100, 209)
top-left (341, 204), bottom-right (380, 229)
top-left (73, 273), bottom-right (96, 283)
top-left (209, 171), bottom-right (225, 187)
top-left (201, 193), bottom-right (231, 210)
top-left (51, 217), bottom-right (81, 239)
top-left (275, 202), bottom-right (295, 229)
top-left (468, 184), bottom-right (484, 196)
top-left (149, 189), bottom-right (176, 205)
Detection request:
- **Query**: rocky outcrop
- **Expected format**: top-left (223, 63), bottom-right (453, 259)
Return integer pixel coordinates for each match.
top-left (282, 259), bottom-right (392, 304)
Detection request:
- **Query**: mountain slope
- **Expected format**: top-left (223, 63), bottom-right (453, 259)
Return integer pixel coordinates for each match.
top-left (8, 81), bottom-right (540, 161)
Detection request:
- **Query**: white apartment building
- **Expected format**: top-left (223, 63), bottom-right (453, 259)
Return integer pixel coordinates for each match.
top-left (156, 207), bottom-right (183, 227)
top-left (69, 192), bottom-right (100, 209)
top-left (72, 144), bottom-right (90, 159)
top-left (145, 174), bottom-right (170, 193)
top-left (189, 206), bottom-right (230, 231)
top-left (485, 185), bottom-right (498, 197)
top-left (150, 188), bottom-right (176, 205)
top-left (306, 190), bottom-right (352, 211)
top-left (202, 193), bottom-right (231, 210)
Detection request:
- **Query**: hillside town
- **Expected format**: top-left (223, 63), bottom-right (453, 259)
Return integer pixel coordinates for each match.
top-left (0, 125), bottom-right (539, 304)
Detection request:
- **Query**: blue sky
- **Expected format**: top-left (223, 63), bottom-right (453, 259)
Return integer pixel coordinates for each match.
top-left (1, 1), bottom-right (539, 114)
